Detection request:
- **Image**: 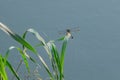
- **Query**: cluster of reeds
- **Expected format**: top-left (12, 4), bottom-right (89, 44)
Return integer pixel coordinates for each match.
top-left (0, 22), bottom-right (71, 80)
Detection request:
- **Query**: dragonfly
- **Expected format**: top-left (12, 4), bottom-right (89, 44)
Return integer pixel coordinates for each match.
top-left (58, 27), bottom-right (80, 39)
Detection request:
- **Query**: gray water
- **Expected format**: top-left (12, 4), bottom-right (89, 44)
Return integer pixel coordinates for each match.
top-left (1, 0), bottom-right (120, 80)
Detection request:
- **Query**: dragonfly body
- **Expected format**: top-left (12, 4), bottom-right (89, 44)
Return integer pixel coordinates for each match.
top-left (66, 29), bottom-right (73, 39)
top-left (58, 27), bottom-right (80, 39)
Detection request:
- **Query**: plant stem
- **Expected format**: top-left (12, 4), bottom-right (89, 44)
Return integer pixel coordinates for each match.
top-left (12, 59), bottom-right (23, 80)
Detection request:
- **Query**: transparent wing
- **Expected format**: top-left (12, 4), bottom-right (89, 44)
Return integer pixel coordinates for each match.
top-left (58, 30), bottom-right (66, 35)
top-left (69, 27), bottom-right (80, 33)
top-left (58, 27), bottom-right (80, 35)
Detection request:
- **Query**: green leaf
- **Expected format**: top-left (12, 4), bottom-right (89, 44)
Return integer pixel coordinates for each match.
top-left (51, 43), bottom-right (61, 79)
top-left (60, 36), bottom-right (69, 78)
top-left (23, 28), bottom-right (52, 58)
top-left (17, 48), bottom-right (30, 73)
top-left (0, 55), bottom-right (8, 80)
top-left (51, 43), bottom-right (61, 72)
top-left (0, 22), bottom-right (36, 53)
top-left (56, 36), bottom-right (65, 41)
top-left (23, 28), bottom-right (54, 79)
top-left (37, 54), bottom-right (54, 79)
top-left (6, 60), bottom-right (21, 80)
top-left (5, 46), bottom-right (31, 73)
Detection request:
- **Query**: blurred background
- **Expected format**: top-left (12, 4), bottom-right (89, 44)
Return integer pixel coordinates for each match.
top-left (1, 0), bottom-right (120, 80)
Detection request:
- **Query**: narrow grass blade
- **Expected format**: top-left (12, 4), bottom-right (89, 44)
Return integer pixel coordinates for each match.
top-left (47, 41), bottom-right (60, 79)
top-left (51, 44), bottom-right (61, 80)
top-left (56, 36), bottom-right (65, 41)
top-left (51, 43), bottom-right (61, 73)
top-left (0, 54), bottom-right (21, 80)
top-left (6, 60), bottom-right (21, 80)
top-left (37, 54), bottom-right (54, 80)
top-left (17, 48), bottom-right (30, 73)
top-left (23, 28), bottom-right (52, 58)
top-left (1, 47), bottom-right (21, 80)
top-left (5, 46), bottom-right (30, 73)
top-left (23, 28), bottom-right (46, 45)
top-left (0, 55), bottom-right (8, 80)
top-left (60, 36), bottom-right (70, 78)
top-left (60, 39), bottom-right (67, 67)
top-left (22, 28), bottom-right (54, 79)
top-left (4, 46), bottom-right (15, 60)
top-left (0, 22), bottom-right (36, 53)
top-left (11, 34), bottom-right (36, 53)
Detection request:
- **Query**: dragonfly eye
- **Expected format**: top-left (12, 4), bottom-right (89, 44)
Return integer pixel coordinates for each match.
top-left (66, 29), bottom-right (70, 33)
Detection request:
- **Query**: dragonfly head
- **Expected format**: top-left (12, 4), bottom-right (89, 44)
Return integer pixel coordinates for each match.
top-left (66, 29), bottom-right (71, 33)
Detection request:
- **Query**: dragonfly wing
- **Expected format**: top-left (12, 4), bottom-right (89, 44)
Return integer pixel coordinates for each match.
top-left (70, 27), bottom-right (80, 32)
top-left (58, 30), bottom-right (66, 35)
top-left (58, 27), bottom-right (80, 35)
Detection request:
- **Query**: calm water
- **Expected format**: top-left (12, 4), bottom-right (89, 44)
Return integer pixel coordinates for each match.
top-left (1, 0), bottom-right (120, 80)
